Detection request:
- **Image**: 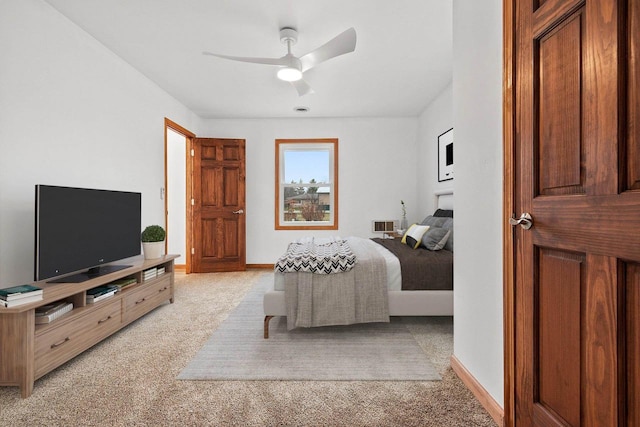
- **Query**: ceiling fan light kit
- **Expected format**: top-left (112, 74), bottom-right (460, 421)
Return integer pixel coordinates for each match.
top-left (276, 40), bottom-right (303, 82)
top-left (203, 26), bottom-right (357, 96)
top-left (277, 67), bottom-right (302, 82)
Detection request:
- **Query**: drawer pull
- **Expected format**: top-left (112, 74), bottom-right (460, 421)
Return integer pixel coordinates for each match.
top-left (98, 315), bottom-right (112, 324)
top-left (135, 298), bottom-right (147, 305)
top-left (158, 287), bottom-right (168, 293)
top-left (51, 337), bottom-right (70, 349)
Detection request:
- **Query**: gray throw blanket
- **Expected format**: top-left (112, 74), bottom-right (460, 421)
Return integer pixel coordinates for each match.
top-left (284, 237), bottom-right (389, 330)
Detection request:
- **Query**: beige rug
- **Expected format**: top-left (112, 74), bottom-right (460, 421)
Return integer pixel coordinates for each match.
top-left (179, 274), bottom-right (441, 381)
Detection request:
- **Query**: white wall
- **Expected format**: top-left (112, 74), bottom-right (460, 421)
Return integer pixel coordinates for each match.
top-left (200, 118), bottom-right (419, 264)
top-left (0, 0), bottom-right (202, 286)
top-left (417, 83), bottom-right (454, 216)
top-left (452, 0), bottom-right (504, 406)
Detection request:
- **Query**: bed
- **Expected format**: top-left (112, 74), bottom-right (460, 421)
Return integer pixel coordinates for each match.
top-left (263, 191), bottom-right (454, 338)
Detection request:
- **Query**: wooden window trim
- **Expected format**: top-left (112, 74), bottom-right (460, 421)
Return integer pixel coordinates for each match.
top-left (275, 138), bottom-right (339, 230)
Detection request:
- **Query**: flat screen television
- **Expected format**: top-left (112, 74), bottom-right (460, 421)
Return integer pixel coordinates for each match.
top-left (35, 185), bottom-right (142, 283)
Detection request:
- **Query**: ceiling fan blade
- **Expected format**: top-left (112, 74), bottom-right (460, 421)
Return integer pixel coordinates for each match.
top-left (291, 79), bottom-right (314, 97)
top-left (202, 51), bottom-right (289, 66)
top-left (299, 27), bottom-right (357, 72)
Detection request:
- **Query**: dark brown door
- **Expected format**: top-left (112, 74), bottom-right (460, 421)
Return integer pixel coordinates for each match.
top-left (192, 138), bottom-right (246, 272)
top-left (511, 0), bottom-right (640, 425)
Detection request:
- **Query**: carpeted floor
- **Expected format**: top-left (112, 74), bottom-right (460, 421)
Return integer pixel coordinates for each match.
top-left (0, 271), bottom-right (497, 426)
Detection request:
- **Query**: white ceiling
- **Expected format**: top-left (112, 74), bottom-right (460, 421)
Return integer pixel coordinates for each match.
top-left (44, 0), bottom-right (452, 119)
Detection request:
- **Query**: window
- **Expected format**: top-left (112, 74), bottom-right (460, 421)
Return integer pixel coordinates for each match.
top-left (275, 138), bottom-right (338, 230)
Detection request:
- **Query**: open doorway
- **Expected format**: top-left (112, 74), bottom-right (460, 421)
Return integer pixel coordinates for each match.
top-left (164, 118), bottom-right (195, 272)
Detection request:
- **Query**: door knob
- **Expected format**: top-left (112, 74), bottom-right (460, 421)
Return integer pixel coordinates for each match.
top-left (232, 209), bottom-right (244, 214)
top-left (509, 212), bottom-right (533, 230)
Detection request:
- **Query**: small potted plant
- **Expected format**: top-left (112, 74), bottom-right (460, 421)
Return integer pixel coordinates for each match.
top-left (141, 225), bottom-right (166, 259)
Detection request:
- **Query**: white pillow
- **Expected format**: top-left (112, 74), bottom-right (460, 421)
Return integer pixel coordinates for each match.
top-left (401, 224), bottom-right (430, 249)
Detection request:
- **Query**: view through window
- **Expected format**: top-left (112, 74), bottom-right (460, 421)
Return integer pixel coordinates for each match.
top-left (275, 139), bottom-right (338, 230)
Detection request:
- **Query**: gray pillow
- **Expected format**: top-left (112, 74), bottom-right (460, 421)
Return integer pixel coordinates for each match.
top-left (433, 209), bottom-right (453, 218)
top-left (419, 215), bottom-right (449, 227)
top-left (439, 218), bottom-right (453, 251)
top-left (421, 227), bottom-right (451, 251)
top-left (419, 215), bottom-right (453, 251)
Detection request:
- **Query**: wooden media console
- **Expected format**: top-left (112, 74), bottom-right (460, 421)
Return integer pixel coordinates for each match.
top-left (0, 254), bottom-right (178, 398)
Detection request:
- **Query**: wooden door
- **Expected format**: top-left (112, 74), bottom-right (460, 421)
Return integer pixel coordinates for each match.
top-left (191, 138), bottom-right (246, 272)
top-left (508, 0), bottom-right (640, 425)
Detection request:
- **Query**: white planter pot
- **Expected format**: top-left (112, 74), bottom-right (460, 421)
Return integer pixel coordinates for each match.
top-left (142, 241), bottom-right (165, 260)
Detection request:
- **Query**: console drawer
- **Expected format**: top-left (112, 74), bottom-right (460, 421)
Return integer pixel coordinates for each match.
top-left (34, 299), bottom-right (122, 378)
top-left (123, 275), bottom-right (171, 324)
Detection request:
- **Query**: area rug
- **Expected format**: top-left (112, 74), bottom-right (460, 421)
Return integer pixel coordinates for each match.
top-left (178, 274), bottom-right (441, 381)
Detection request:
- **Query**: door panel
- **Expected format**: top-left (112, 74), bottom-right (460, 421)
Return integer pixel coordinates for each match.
top-left (222, 218), bottom-right (239, 258)
top-left (223, 144), bottom-right (241, 160)
top-left (223, 167), bottom-right (239, 206)
top-left (511, 0), bottom-right (640, 425)
top-left (536, 249), bottom-right (583, 427)
top-left (202, 219), bottom-right (217, 258)
top-left (192, 138), bottom-right (246, 272)
top-left (202, 168), bottom-right (217, 206)
top-left (538, 12), bottom-right (584, 195)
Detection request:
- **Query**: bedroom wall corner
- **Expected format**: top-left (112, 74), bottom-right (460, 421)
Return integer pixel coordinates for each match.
top-left (416, 82), bottom-right (454, 216)
top-left (0, 0), bottom-right (203, 286)
top-left (200, 117), bottom-right (419, 265)
top-left (452, 0), bottom-right (504, 410)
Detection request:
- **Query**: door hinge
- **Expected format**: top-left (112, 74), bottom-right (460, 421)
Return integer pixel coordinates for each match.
top-left (191, 198), bottom-right (195, 206)
top-left (190, 149), bottom-right (194, 157)
top-left (191, 248), bottom-right (195, 255)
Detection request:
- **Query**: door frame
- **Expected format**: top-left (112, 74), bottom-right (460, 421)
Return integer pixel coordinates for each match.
top-left (502, 0), bottom-right (516, 426)
top-left (164, 118), bottom-right (196, 273)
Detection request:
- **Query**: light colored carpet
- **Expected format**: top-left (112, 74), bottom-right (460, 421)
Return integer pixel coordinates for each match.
top-left (179, 274), bottom-right (441, 381)
top-left (0, 271), bottom-right (497, 426)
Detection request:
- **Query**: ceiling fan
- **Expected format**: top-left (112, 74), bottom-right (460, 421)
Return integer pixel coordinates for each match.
top-left (202, 27), bottom-right (357, 96)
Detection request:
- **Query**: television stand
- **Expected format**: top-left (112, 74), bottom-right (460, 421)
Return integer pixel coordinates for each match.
top-left (0, 255), bottom-right (177, 398)
top-left (47, 264), bottom-right (133, 283)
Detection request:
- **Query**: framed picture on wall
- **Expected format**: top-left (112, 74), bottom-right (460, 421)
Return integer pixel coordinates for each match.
top-left (438, 128), bottom-right (453, 182)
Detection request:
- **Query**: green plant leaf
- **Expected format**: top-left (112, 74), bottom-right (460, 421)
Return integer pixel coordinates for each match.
top-left (141, 225), bottom-right (166, 242)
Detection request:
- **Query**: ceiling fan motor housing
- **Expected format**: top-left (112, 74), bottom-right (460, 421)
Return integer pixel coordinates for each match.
top-left (279, 27), bottom-right (298, 45)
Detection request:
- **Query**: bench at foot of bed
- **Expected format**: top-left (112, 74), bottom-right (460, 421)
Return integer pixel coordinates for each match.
top-left (262, 289), bottom-right (453, 339)
top-left (264, 315), bottom-right (274, 339)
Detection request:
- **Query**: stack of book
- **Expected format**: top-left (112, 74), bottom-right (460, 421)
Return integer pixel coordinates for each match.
top-left (86, 285), bottom-right (119, 304)
top-left (110, 276), bottom-right (137, 291)
top-left (35, 301), bottom-right (73, 324)
top-left (0, 284), bottom-right (43, 308)
top-left (143, 267), bottom-right (157, 281)
top-left (157, 266), bottom-right (166, 276)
